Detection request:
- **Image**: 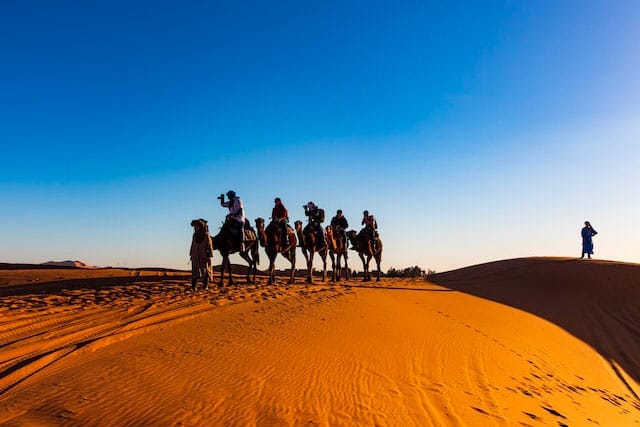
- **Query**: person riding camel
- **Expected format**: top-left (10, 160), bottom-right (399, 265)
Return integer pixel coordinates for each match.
top-left (218, 190), bottom-right (245, 250)
top-left (330, 209), bottom-right (349, 246)
top-left (271, 197), bottom-right (290, 246)
top-left (303, 201), bottom-right (325, 247)
top-left (361, 210), bottom-right (378, 251)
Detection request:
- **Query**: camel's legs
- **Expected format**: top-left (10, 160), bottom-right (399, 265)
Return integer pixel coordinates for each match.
top-left (226, 256), bottom-right (234, 285)
top-left (344, 253), bottom-right (350, 281)
top-left (307, 251), bottom-right (314, 284)
top-left (321, 251), bottom-right (327, 282)
top-left (358, 253), bottom-right (367, 282)
top-left (270, 256), bottom-right (277, 285)
top-left (286, 249), bottom-right (296, 284)
top-left (329, 251), bottom-right (336, 282)
top-left (219, 255), bottom-right (231, 286)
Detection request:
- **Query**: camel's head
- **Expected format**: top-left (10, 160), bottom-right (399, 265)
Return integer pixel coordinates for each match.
top-left (346, 230), bottom-right (358, 246)
top-left (255, 217), bottom-right (265, 230)
top-left (294, 220), bottom-right (302, 231)
top-left (325, 225), bottom-right (333, 237)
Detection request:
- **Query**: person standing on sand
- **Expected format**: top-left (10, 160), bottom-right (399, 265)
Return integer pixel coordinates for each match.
top-left (581, 221), bottom-right (598, 259)
top-left (190, 219), bottom-right (213, 290)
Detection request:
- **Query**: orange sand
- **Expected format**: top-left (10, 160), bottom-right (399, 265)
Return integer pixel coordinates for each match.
top-left (0, 258), bottom-right (638, 425)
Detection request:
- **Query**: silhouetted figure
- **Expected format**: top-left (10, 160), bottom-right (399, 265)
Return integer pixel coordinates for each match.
top-left (218, 190), bottom-right (245, 251)
top-left (330, 209), bottom-right (349, 245)
top-left (190, 219), bottom-right (213, 290)
top-left (361, 210), bottom-right (378, 252)
top-left (581, 221), bottom-right (598, 259)
top-left (271, 197), bottom-right (289, 246)
top-left (303, 201), bottom-right (326, 246)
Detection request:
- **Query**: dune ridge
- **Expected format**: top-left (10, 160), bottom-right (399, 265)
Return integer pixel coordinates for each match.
top-left (431, 257), bottom-right (640, 400)
top-left (41, 261), bottom-right (98, 269)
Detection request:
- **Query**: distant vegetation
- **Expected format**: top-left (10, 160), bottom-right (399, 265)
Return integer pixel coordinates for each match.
top-left (386, 266), bottom-right (435, 278)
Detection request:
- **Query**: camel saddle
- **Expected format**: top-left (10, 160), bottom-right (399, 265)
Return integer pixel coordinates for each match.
top-left (244, 228), bottom-right (257, 242)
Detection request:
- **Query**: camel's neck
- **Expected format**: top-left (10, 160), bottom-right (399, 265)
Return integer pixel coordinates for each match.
top-left (256, 226), bottom-right (266, 246)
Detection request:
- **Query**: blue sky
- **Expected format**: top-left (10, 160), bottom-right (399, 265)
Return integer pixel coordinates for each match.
top-left (1, 1), bottom-right (639, 271)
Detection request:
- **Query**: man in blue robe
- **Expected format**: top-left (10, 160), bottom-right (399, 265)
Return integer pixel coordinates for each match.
top-left (581, 221), bottom-right (598, 259)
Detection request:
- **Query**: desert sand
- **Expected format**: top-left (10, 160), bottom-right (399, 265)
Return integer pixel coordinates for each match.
top-left (0, 257), bottom-right (638, 426)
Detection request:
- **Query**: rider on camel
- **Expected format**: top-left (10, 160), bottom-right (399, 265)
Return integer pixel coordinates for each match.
top-left (219, 190), bottom-right (245, 250)
top-left (303, 201), bottom-right (326, 247)
top-left (361, 210), bottom-right (378, 251)
top-left (330, 209), bottom-right (349, 246)
top-left (271, 197), bottom-right (290, 246)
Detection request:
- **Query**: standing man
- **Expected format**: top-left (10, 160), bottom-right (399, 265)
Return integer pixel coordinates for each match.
top-left (581, 221), bottom-right (598, 259)
top-left (271, 197), bottom-right (290, 245)
top-left (218, 190), bottom-right (245, 250)
top-left (330, 209), bottom-right (349, 246)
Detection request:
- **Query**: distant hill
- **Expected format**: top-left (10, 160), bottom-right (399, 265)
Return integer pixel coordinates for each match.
top-left (42, 260), bottom-right (99, 269)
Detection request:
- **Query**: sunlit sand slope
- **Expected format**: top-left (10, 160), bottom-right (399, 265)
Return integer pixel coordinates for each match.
top-left (1, 260), bottom-right (639, 425)
top-left (431, 257), bottom-right (640, 400)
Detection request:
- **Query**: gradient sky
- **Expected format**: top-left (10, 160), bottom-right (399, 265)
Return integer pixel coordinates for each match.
top-left (1, 1), bottom-right (639, 272)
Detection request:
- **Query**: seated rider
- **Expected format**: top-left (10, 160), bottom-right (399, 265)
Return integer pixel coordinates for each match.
top-left (303, 201), bottom-right (325, 246)
top-left (271, 197), bottom-right (290, 245)
top-left (361, 210), bottom-right (378, 251)
top-left (330, 209), bottom-right (349, 245)
top-left (219, 190), bottom-right (245, 250)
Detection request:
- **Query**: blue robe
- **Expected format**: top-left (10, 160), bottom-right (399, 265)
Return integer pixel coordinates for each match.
top-left (581, 227), bottom-right (597, 254)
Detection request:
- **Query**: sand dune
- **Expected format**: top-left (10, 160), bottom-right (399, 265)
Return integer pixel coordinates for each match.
top-left (0, 259), bottom-right (638, 425)
top-left (430, 257), bottom-right (640, 400)
top-left (41, 261), bottom-right (99, 269)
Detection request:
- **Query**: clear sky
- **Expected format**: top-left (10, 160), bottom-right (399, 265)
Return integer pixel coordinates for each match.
top-left (1, 1), bottom-right (639, 272)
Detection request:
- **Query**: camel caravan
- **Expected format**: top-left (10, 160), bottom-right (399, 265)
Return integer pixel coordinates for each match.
top-left (189, 191), bottom-right (383, 289)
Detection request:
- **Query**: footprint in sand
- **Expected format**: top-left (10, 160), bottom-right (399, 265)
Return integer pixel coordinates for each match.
top-left (541, 405), bottom-right (567, 419)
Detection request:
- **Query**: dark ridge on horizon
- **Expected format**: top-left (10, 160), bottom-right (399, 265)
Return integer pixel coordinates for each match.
top-left (432, 256), bottom-right (640, 277)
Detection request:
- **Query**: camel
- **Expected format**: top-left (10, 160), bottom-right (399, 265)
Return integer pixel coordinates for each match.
top-left (255, 218), bottom-right (297, 285)
top-left (326, 225), bottom-right (350, 282)
top-left (294, 220), bottom-right (328, 283)
top-left (211, 221), bottom-right (259, 286)
top-left (347, 229), bottom-right (382, 282)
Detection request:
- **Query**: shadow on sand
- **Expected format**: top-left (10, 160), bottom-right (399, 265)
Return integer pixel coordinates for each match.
top-left (429, 257), bottom-right (640, 399)
top-left (341, 284), bottom-right (454, 292)
top-left (0, 275), bottom-right (189, 298)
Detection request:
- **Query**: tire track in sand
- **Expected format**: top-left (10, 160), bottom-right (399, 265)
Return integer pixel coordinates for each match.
top-left (0, 278), bottom-right (344, 395)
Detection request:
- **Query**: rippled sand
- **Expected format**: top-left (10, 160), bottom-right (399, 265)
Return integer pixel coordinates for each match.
top-left (1, 258), bottom-right (638, 425)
